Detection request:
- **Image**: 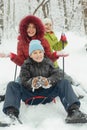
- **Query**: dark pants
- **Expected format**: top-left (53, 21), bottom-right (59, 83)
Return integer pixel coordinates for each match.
top-left (3, 79), bottom-right (80, 115)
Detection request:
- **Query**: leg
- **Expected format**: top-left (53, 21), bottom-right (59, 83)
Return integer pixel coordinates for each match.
top-left (53, 79), bottom-right (80, 111)
top-left (54, 79), bottom-right (87, 123)
top-left (3, 81), bottom-right (22, 115)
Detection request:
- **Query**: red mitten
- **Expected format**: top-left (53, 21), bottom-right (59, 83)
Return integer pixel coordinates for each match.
top-left (60, 33), bottom-right (67, 42)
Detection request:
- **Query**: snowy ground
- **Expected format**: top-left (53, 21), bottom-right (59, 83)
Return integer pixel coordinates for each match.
top-left (0, 32), bottom-right (87, 129)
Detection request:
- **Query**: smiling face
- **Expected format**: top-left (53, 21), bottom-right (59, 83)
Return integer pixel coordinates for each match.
top-left (27, 23), bottom-right (36, 37)
top-left (30, 50), bottom-right (44, 63)
top-left (44, 23), bottom-right (53, 33)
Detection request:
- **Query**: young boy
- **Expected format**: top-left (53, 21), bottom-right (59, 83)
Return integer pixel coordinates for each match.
top-left (3, 40), bottom-right (87, 124)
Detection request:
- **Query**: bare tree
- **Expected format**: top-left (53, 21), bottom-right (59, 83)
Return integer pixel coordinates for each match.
top-left (0, 0), bottom-right (4, 43)
top-left (32, 0), bottom-right (50, 17)
top-left (62, 0), bottom-right (69, 30)
top-left (81, 0), bottom-right (87, 34)
top-left (33, 0), bottom-right (46, 15)
top-left (42, 0), bottom-right (50, 18)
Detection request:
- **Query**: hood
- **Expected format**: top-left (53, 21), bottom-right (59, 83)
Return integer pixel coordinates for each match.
top-left (19, 15), bottom-right (45, 43)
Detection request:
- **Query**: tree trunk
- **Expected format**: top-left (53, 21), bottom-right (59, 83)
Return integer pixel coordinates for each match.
top-left (82, 0), bottom-right (87, 34)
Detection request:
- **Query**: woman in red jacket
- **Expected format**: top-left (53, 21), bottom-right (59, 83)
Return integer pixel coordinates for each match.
top-left (0, 15), bottom-right (59, 66)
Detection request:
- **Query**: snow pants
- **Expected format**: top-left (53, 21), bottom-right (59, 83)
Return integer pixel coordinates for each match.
top-left (3, 79), bottom-right (80, 115)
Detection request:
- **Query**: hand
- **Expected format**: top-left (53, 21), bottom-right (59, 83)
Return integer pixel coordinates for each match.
top-left (40, 77), bottom-right (51, 89)
top-left (0, 52), bottom-right (9, 58)
top-left (57, 50), bottom-right (69, 57)
top-left (60, 33), bottom-right (67, 42)
top-left (32, 77), bottom-right (41, 89)
top-left (40, 77), bottom-right (49, 86)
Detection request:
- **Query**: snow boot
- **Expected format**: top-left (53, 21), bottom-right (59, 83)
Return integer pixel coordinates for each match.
top-left (5, 107), bottom-right (22, 125)
top-left (0, 107), bottom-right (20, 127)
top-left (65, 104), bottom-right (87, 123)
top-left (6, 107), bottom-right (19, 118)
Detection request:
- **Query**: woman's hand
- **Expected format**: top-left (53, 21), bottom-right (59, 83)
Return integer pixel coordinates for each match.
top-left (0, 53), bottom-right (10, 58)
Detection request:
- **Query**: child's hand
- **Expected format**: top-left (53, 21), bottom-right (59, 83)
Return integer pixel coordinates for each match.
top-left (40, 77), bottom-right (51, 89)
top-left (32, 77), bottom-right (43, 92)
top-left (40, 77), bottom-right (49, 86)
top-left (32, 77), bottom-right (40, 89)
top-left (60, 33), bottom-right (67, 42)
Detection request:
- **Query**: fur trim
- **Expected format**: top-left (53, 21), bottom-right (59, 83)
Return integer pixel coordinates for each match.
top-left (19, 15), bottom-right (45, 43)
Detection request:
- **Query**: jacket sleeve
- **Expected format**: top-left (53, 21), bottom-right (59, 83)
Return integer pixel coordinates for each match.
top-left (19, 62), bottom-right (33, 91)
top-left (52, 40), bottom-right (68, 51)
top-left (44, 32), bottom-right (68, 51)
top-left (42, 38), bottom-right (59, 62)
top-left (46, 59), bottom-right (62, 86)
top-left (48, 68), bottom-right (62, 86)
top-left (10, 41), bottom-right (26, 66)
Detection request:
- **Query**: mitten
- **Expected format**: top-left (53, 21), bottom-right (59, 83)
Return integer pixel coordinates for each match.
top-left (57, 50), bottom-right (69, 57)
top-left (32, 77), bottom-right (42, 91)
top-left (40, 77), bottom-right (51, 89)
top-left (60, 33), bottom-right (67, 42)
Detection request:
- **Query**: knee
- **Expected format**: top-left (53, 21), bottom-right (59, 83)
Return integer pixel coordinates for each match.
top-left (7, 81), bottom-right (15, 88)
top-left (7, 81), bottom-right (20, 90)
top-left (59, 79), bottom-right (69, 85)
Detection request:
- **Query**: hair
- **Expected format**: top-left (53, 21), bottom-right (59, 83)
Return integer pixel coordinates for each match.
top-left (19, 15), bottom-right (45, 43)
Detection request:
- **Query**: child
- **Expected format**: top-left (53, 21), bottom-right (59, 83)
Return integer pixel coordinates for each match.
top-left (3, 40), bottom-right (87, 124)
top-left (43, 18), bottom-right (84, 97)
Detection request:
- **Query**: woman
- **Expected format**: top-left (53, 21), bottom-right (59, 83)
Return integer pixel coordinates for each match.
top-left (0, 15), bottom-right (61, 66)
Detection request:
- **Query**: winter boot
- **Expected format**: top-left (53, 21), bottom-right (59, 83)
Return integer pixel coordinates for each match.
top-left (65, 104), bottom-right (87, 123)
top-left (5, 107), bottom-right (21, 125)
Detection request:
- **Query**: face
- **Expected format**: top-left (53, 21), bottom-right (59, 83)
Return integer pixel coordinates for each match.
top-left (44, 23), bottom-right (52, 32)
top-left (27, 23), bottom-right (36, 37)
top-left (30, 50), bottom-right (44, 63)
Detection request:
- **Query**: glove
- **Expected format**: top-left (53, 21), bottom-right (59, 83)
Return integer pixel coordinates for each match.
top-left (32, 77), bottom-right (40, 88)
top-left (40, 77), bottom-right (51, 89)
top-left (40, 77), bottom-right (49, 86)
top-left (60, 33), bottom-right (67, 42)
top-left (10, 52), bottom-right (16, 60)
top-left (57, 50), bottom-right (69, 57)
top-left (32, 76), bottom-right (51, 91)
top-left (32, 77), bottom-right (42, 91)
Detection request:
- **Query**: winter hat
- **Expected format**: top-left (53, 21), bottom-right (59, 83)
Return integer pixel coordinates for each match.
top-left (43, 18), bottom-right (52, 25)
top-left (19, 15), bottom-right (45, 43)
top-left (29, 40), bottom-right (44, 55)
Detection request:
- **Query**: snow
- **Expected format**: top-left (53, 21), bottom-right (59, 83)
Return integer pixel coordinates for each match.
top-left (0, 32), bottom-right (87, 129)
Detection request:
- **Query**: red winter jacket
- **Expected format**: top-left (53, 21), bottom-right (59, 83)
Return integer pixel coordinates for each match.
top-left (10, 36), bottom-right (59, 66)
top-left (10, 15), bottom-right (59, 66)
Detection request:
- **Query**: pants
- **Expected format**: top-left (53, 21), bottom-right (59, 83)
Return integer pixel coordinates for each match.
top-left (3, 79), bottom-right (80, 115)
